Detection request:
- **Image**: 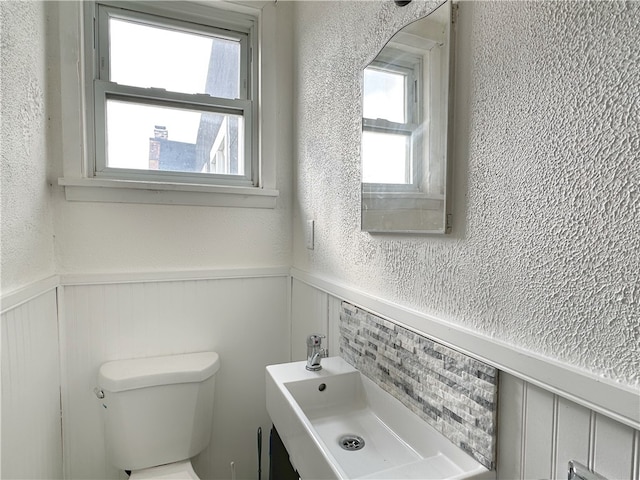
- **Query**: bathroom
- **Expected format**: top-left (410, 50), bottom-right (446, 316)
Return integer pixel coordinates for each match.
top-left (1, 0), bottom-right (638, 479)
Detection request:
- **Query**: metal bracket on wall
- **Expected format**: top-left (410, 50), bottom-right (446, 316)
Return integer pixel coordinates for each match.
top-left (446, 214), bottom-right (453, 233)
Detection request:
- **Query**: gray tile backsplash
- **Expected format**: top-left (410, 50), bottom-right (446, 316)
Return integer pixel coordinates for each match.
top-left (339, 302), bottom-right (498, 470)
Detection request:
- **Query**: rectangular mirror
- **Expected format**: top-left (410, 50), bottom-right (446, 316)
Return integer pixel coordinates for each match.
top-left (361, 1), bottom-right (454, 234)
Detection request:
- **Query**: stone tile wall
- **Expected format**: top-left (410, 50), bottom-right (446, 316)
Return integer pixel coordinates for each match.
top-left (339, 302), bottom-right (498, 470)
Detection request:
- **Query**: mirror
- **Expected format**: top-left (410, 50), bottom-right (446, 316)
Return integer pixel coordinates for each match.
top-left (361, 1), bottom-right (453, 234)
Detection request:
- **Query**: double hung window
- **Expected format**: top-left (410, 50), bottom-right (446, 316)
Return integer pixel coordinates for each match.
top-left (362, 49), bottom-right (422, 190)
top-left (87, 1), bottom-right (256, 187)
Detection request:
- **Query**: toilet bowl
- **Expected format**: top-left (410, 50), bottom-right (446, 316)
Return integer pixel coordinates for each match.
top-left (129, 460), bottom-right (199, 480)
top-left (97, 352), bottom-right (220, 479)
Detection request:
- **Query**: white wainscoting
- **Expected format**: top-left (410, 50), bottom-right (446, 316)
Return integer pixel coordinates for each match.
top-left (2, 271), bottom-right (636, 480)
top-left (499, 374), bottom-right (640, 480)
top-left (1, 282), bottom-right (63, 480)
top-left (291, 275), bottom-right (640, 480)
top-left (2, 269), bottom-right (290, 480)
top-left (59, 271), bottom-right (290, 480)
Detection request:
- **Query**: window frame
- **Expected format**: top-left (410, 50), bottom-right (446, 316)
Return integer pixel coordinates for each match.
top-left (85, 0), bottom-right (259, 188)
top-left (361, 48), bottom-right (423, 193)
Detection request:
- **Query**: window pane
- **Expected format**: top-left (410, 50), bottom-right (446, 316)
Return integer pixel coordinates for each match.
top-left (362, 131), bottom-right (410, 184)
top-left (363, 67), bottom-right (406, 123)
top-left (109, 18), bottom-right (241, 99)
top-left (106, 99), bottom-right (244, 175)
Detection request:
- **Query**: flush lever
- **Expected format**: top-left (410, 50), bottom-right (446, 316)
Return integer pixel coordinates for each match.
top-left (568, 461), bottom-right (608, 480)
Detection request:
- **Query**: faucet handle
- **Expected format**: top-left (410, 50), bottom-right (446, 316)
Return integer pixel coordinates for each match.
top-left (306, 334), bottom-right (327, 371)
top-left (307, 334), bottom-right (325, 346)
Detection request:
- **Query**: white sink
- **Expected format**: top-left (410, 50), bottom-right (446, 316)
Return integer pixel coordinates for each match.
top-left (266, 357), bottom-right (495, 480)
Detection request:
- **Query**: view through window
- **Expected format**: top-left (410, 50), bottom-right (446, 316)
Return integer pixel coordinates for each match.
top-left (93, 4), bottom-right (253, 184)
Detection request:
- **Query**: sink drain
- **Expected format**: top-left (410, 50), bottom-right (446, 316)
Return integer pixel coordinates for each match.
top-left (339, 434), bottom-right (365, 451)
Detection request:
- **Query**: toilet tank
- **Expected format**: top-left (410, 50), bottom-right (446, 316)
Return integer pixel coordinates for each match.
top-left (98, 352), bottom-right (220, 471)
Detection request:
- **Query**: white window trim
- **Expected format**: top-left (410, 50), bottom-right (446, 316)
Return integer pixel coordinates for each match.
top-left (57, 0), bottom-right (279, 208)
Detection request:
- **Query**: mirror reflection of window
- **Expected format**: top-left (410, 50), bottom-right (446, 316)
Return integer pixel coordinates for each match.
top-left (362, 51), bottom-right (421, 187)
top-left (362, 131), bottom-right (410, 184)
top-left (361, 0), bottom-right (453, 234)
top-left (363, 68), bottom-right (406, 123)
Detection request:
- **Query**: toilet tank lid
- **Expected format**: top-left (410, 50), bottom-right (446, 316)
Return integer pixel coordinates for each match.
top-left (99, 352), bottom-right (220, 393)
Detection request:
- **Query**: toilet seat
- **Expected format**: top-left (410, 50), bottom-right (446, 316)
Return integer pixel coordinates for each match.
top-left (129, 460), bottom-right (199, 480)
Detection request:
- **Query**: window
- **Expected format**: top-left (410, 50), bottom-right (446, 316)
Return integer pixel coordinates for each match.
top-left (362, 48), bottom-right (422, 190)
top-left (87, 1), bottom-right (256, 188)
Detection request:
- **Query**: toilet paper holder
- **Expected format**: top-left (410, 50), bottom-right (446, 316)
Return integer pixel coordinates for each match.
top-left (568, 460), bottom-right (608, 480)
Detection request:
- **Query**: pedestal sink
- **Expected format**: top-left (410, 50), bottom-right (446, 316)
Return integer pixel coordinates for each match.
top-left (266, 357), bottom-right (495, 480)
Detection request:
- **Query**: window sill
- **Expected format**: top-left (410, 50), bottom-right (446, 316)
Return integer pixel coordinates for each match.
top-left (362, 191), bottom-right (444, 211)
top-left (361, 190), bottom-right (444, 199)
top-left (58, 177), bottom-right (279, 208)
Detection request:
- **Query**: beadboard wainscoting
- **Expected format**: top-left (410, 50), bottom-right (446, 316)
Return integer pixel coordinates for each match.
top-left (290, 271), bottom-right (640, 480)
top-left (2, 268), bottom-right (290, 480)
top-left (1, 279), bottom-right (63, 480)
top-left (60, 269), bottom-right (290, 480)
top-left (499, 375), bottom-right (640, 480)
top-left (3, 270), bottom-right (638, 480)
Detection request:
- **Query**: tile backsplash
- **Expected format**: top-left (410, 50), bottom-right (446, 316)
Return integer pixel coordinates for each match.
top-left (339, 302), bottom-right (498, 470)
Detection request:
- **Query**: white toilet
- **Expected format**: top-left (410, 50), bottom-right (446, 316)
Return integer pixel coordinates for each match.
top-left (97, 351), bottom-right (221, 479)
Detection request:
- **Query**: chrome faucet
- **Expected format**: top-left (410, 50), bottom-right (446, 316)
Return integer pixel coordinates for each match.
top-left (306, 334), bottom-right (326, 371)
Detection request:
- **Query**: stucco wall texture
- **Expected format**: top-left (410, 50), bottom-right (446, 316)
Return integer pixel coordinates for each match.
top-left (292, 1), bottom-right (640, 388)
top-left (1, 2), bottom-right (56, 292)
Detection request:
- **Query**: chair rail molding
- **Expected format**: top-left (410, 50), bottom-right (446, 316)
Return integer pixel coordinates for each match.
top-left (290, 268), bottom-right (640, 430)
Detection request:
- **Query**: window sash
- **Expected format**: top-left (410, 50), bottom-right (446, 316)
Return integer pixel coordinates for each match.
top-left (365, 57), bottom-right (419, 126)
top-left (96, 4), bottom-right (250, 98)
top-left (361, 132), bottom-right (422, 191)
top-left (88, 1), bottom-right (256, 187)
top-left (93, 80), bottom-right (254, 186)
top-left (362, 56), bottom-right (423, 191)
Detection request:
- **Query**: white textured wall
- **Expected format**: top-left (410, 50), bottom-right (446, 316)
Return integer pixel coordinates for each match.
top-left (0, 1), bottom-right (56, 293)
top-left (292, 1), bottom-right (640, 388)
top-left (2, 3), bottom-right (294, 479)
top-left (47, 1), bottom-right (293, 275)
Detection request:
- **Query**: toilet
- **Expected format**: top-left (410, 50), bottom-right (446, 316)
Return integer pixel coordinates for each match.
top-left (97, 351), bottom-right (221, 479)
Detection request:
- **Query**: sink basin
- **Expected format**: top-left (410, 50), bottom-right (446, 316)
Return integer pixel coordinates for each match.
top-left (266, 357), bottom-right (495, 480)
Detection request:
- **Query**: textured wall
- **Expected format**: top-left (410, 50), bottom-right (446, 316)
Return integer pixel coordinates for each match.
top-left (292, 1), bottom-right (640, 388)
top-left (0, 1), bottom-right (56, 292)
top-left (47, 1), bottom-right (293, 275)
